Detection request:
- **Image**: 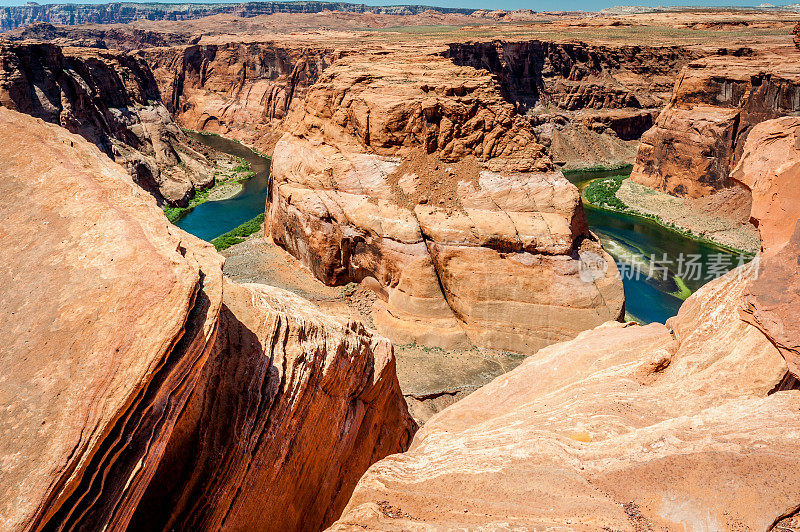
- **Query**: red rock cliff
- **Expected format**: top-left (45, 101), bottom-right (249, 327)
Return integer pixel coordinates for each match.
top-left (631, 52), bottom-right (800, 198)
top-left (0, 40), bottom-right (219, 206)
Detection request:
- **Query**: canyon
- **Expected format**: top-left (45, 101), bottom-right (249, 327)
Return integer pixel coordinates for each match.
top-left (1, 7), bottom-right (800, 532)
top-left (0, 107), bottom-right (414, 531)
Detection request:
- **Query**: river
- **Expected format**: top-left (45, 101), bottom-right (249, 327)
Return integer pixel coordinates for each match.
top-left (175, 132), bottom-right (271, 242)
top-left (566, 167), bottom-right (743, 324)
top-left (175, 134), bottom-right (741, 325)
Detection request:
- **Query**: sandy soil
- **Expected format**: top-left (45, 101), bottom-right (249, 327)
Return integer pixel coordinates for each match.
top-left (221, 230), bottom-right (526, 424)
top-left (616, 179), bottom-right (760, 253)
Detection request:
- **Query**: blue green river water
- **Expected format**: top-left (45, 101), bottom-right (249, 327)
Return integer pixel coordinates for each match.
top-left (175, 132), bottom-right (271, 242)
top-left (566, 167), bottom-right (743, 324)
top-left (174, 134), bottom-right (742, 325)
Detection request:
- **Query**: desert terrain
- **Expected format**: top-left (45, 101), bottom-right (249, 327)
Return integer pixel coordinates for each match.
top-left (1, 3), bottom-right (800, 530)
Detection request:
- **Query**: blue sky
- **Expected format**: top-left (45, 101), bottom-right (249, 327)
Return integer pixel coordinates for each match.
top-left (0, 0), bottom-right (792, 12)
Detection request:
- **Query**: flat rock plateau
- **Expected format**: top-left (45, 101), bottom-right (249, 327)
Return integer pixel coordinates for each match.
top-left (1, 5), bottom-right (800, 531)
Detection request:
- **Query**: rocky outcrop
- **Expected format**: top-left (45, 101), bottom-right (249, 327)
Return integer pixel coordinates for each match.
top-left (0, 2), bottom-right (476, 32)
top-left (795, 22), bottom-right (800, 51)
top-left (0, 107), bottom-right (413, 530)
top-left (0, 40), bottom-right (222, 206)
top-left (269, 51), bottom-right (624, 354)
top-left (131, 279), bottom-right (415, 531)
top-left (445, 40), bottom-right (696, 169)
top-left (332, 264), bottom-right (799, 531)
top-left (631, 53), bottom-right (800, 198)
top-left (733, 117), bottom-right (800, 382)
top-left (144, 42), bottom-right (337, 152)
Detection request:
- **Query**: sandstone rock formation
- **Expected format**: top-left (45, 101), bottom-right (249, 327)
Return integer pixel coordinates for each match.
top-left (631, 53), bottom-right (800, 198)
top-left (0, 107), bottom-right (413, 531)
top-left (0, 40), bottom-right (218, 205)
top-left (446, 40), bottom-right (695, 169)
top-left (144, 42), bottom-right (338, 152)
top-left (0, 2), bottom-right (477, 32)
top-left (269, 51), bottom-right (625, 353)
top-left (332, 264), bottom-right (799, 531)
top-left (733, 117), bottom-right (800, 384)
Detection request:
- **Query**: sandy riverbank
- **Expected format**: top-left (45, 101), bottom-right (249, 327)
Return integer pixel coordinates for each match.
top-left (616, 179), bottom-right (760, 254)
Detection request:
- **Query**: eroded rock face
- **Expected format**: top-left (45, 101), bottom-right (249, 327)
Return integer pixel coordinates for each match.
top-left (0, 107), bottom-right (414, 531)
top-left (331, 266), bottom-right (800, 531)
top-left (631, 54), bottom-right (800, 198)
top-left (131, 280), bottom-right (415, 531)
top-left (445, 40), bottom-right (696, 169)
top-left (733, 117), bottom-right (800, 381)
top-left (144, 42), bottom-right (338, 152)
top-left (269, 51), bottom-right (624, 353)
top-left (0, 106), bottom-right (224, 531)
top-left (0, 40), bottom-right (217, 205)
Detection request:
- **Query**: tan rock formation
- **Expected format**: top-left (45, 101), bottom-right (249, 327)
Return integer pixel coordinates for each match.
top-left (0, 107), bottom-right (414, 530)
top-left (733, 117), bottom-right (800, 382)
top-left (331, 109), bottom-right (800, 531)
top-left (0, 41), bottom-right (219, 206)
top-left (331, 265), bottom-right (800, 530)
top-left (269, 51), bottom-right (624, 353)
top-left (631, 53), bottom-right (800, 198)
top-left (144, 42), bottom-right (338, 153)
top-left (0, 106), bottom-right (224, 531)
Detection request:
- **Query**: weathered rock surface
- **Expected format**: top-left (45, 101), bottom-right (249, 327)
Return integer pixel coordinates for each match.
top-left (331, 265), bottom-right (800, 530)
top-left (144, 42), bottom-right (337, 152)
top-left (734, 117), bottom-right (800, 383)
top-left (631, 53), bottom-right (800, 198)
top-left (0, 106), bottom-right (224, 531)
top-left (131, 279), bottom-right (415, 531)
top-left (0, 107), bottom-right (414, 530)
top-left (0, 40), bottom-right (219, 205)
top-left (269, 51), bottom-right (625, 354)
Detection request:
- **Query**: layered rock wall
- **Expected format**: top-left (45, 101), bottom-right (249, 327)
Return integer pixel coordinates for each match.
top-left (631, 54), bottom-right (800, 197)
top-left (445, 40), bottom-right (696, 168)
top-left (0, 2), bottom-right (477, 32)
top-left (0, 107), bottom-right (414, 531)
top-left (144, 42), bottom-right (338, 152)
top-left (0, 41), bottom-right (218, 205)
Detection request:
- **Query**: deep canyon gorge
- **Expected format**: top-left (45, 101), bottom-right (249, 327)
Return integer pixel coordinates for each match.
top-left (1, 5), bottom-right (800, 531)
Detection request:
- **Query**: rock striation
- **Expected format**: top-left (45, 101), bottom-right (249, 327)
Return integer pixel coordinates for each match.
top-left (631, 53), bottom-right (800, 198)
top-left (269, 51), bottom-right (625, 353)
top-left (0, 107), bottom-right (414, 531)
top-left (332, 266), bottom-right (800, 530)
top-left (0, 40), bottom-right (218, 206)
top-left (734, 117), bottom-right (800, 382)
top-left (144, 42), bottom-right (338, 153)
